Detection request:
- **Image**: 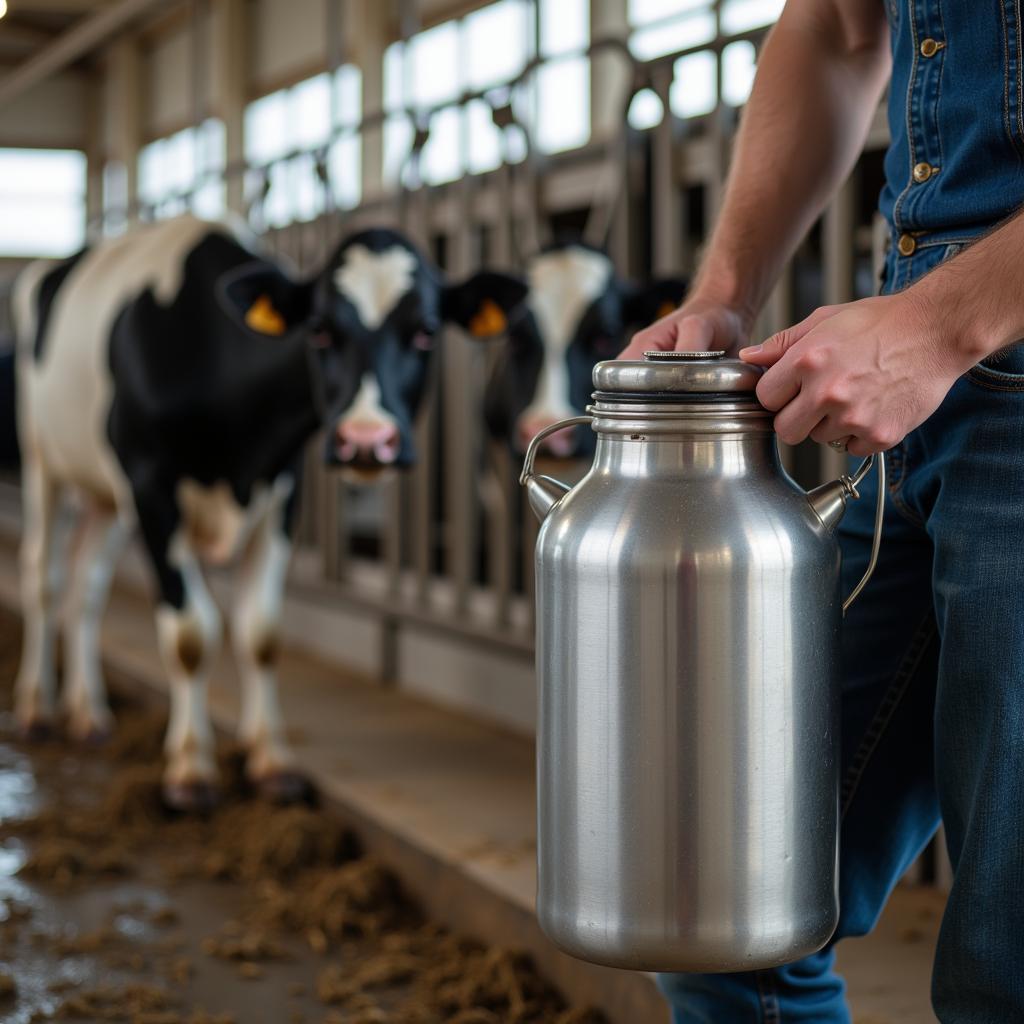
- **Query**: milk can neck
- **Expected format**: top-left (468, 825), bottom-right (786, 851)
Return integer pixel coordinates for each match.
top-left (593, 433), bottom-right (783, 479)
top-left (588, 396), bottom-right (780, 479)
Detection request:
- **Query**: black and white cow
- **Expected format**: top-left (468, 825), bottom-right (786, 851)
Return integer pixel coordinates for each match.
top-left (13, 215), bottom-right (525, 809)
top-left (482, 241), bottom-right (688, 457)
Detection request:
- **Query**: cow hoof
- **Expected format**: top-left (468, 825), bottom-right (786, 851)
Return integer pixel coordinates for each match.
top-left (252, 769), bottom-right (315, 806)
top-left (18, 716), bottom-right (56, 743)
top-left (162, 779), bottom-right (220, 814)
top-left (74, 723), bottom-right (114, 747)
top-left (66, 715), bottom-right (114, 747)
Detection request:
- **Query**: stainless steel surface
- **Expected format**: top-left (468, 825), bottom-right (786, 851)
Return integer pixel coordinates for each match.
top-left (523, 368), bottom-right (886, 972)
top-left (593, 353), bottom-right (762, 395)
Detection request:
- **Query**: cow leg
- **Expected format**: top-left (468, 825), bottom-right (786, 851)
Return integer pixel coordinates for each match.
top-left (231, 487), bottom-right (305, 802)
top-left (157, 550), bottom-right (222, 810)
top-left (15, 456), bottom-right (61, 738)
top-left (61, 509), bottom-right (128, 743)
top-left (134, 482), bottom-right (222, 811)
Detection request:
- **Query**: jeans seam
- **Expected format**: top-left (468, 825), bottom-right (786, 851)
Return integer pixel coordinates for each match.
top-left (839, 612), bottom-right (937, 819)
top-left (966, 367), bottom-right (1024, 391)
top-left (755, 968), bottom-right (782, 1024)
top-left (933, 0), bottom-right (946, 173)
top-left (892, 0), bottom-right (920, 231)
top-left (1018, 0), bottom-right (1024, 149)
top-left (1002, 0), bottom-right (1024, 160)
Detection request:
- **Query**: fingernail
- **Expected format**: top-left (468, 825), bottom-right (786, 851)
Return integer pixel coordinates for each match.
top-left (743, 343), bottom-right (763, 354)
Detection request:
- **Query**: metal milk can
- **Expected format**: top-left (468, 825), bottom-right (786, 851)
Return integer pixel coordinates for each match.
top-left (520, 351), bottom-right (885, 973)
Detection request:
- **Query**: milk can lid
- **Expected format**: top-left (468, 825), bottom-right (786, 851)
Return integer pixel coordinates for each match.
top-left (593, 350), bottom-right (762, 395)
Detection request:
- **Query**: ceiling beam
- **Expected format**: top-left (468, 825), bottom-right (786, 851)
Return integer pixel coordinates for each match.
top-left (0, 0), bottom-right (171, 106)
top-left (0, 22), bottom-right (56, 48)
top-left (5, 0), bottom-right (115, 12)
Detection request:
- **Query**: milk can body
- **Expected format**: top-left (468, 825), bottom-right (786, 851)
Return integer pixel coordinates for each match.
top-left (524, 355), bottom-right (883, 974)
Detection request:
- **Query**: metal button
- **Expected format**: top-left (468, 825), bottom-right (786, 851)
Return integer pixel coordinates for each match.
top-left (913, 161), bottom-right (937, 183)
top-left (920, 38), bottom-right (944, 57)
top-left (898, 234), bottom-right (917, 257)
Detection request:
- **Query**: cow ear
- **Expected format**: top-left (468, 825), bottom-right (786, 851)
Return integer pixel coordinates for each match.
top-left (218, 262), bottom-right (314, 337)
top-left (442, 271), bottom-right (528, 340)
top-left (621, 276), bottom-right (690, 329)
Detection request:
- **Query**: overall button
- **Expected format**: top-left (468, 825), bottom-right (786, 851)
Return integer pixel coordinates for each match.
top-left (898, 234), bottom-right (917, 257)
top-left (920, 38), bottom-right (945, 57)
top-left (913, 161), bottom-right (937, 183)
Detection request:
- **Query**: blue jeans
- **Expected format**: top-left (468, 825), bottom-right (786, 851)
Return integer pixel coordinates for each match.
top-left (660, 343), bottom-right (1024, 1022)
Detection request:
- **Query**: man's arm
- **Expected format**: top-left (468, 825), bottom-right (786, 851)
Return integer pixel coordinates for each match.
top-left (741, 209), bottom-right (1024, 456)
top-left (621, 0), bottom-right (891, 358)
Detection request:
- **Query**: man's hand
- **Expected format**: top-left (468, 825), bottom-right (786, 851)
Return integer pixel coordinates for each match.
top-left (739, 292), bottom-right (972, 457)
top-left (619, 295), bottom-right (752, 360)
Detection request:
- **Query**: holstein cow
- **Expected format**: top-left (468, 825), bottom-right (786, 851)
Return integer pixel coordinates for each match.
top-left (482, 241), bottom-right (688, 457)
top-left (13, 215), bottom-right (525, 809)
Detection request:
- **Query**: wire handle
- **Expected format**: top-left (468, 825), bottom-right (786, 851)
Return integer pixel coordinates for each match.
top-left (842, 452), bottom-right (886, 614)
top-left (518, 416), bottom-right (593, 487)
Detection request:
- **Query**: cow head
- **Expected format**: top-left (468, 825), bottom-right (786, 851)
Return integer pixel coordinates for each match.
top-left (480, 242), bottom-right (688, 458)
top-left (223, 228), bottom-right (527, 476)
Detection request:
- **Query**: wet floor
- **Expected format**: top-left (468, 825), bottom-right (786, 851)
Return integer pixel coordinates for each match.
top-left (0, 715), bottom-right (373, 1024)
top-left (0, 609), bottom-right (601, 1024)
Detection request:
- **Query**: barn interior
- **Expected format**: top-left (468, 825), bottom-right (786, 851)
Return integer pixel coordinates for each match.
top-left (0, 2), bottom-right (948, 1022)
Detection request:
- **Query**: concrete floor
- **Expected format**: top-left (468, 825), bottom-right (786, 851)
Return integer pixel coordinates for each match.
top-left (0, 538), bottom-right (944, 1024)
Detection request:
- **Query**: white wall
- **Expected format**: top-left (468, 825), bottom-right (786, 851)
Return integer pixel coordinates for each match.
top-left (144, 20), bottom-right (195, 139)
top-left (248, 0), bottom-right (328, 95)
top-left (0, 72), bottom-right (90, 149)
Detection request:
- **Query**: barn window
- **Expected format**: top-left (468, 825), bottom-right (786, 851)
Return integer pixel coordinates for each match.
top-left (721, 0), bottom-right (785, 33)
top-left (0, 148), bottom-right (86, 257)
top-left (628, 88), bottom-right (665, 130)
top-left (244, 64), bottom-right (362, 228)
top-left (670, 50), bottom-right (717, 118)
top-left (102, 160), bottom-right (129, 237)
top-left (629, 0), bottom-right (715, 61)
top-left (138, 119), bottom-right (225, 222)
top-left (629, 0), bottom-right (777, 116)
top-left (534, 0), bottom-right (589, 154)
top-left (383, 0), bottom-right (586, 188)
top-left (721, 39), bottom-right (758, 107)
top-left (193, 119), bottom-right (227, 219)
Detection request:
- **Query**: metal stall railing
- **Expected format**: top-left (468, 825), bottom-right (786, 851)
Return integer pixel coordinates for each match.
top-left (1, 5), bottom-right (893, 673)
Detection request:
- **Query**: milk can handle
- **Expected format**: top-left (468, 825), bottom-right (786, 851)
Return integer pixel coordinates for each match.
top-left (842, 451), bottom-right (886, 614)
top-left (518, 416), bottom-right (594, 486)
top-left (520, 417), bottom-right (885, 615)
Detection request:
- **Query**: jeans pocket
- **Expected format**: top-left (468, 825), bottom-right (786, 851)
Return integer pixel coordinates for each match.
top-left (967, 343), bottom-right (1024, 391)
top-left (1000, 0), bottom-right (1024, 159)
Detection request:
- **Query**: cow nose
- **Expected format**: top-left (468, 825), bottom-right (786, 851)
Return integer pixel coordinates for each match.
top-left (336, 420), bottom-right (401, 465)
top-left (516, 415), bottom-right (578, 457)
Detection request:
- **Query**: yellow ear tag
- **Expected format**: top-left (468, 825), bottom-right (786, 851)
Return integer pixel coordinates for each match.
top-left (469, 299), bottom-right (508, 338)
top-left (657, 300), bottom-right (678, 320)
top-left (245, 294), bottom-right (287, 336)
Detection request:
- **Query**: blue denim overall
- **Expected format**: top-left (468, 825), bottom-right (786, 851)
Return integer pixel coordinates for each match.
top-left (659, 2), bottom-right (1024, 1020)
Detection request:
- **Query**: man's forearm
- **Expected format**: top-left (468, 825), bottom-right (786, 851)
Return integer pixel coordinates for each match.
top-left (693, 1), bottom-right (891, 322)
top-left (909, 209), bottom-right (1024, 365)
